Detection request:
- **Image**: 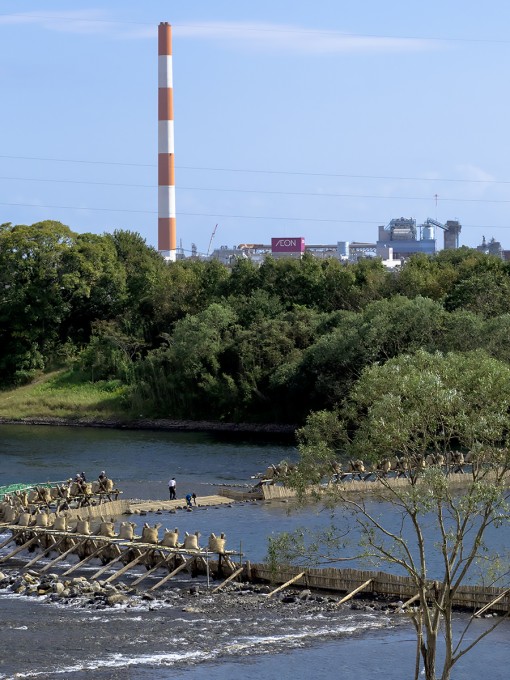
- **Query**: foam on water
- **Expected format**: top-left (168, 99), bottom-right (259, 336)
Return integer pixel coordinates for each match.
top-left (6, 616), bottom-right (393, 679)
top-left (79, 614), bottom-right (149, 623)
top-left (8, 650), bottom-right (210, 678)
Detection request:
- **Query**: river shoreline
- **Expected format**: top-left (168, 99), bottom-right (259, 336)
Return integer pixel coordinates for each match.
top-left (0, 415), bottom-right (298, 437)
top-left (1, 426), bottom-right (509, 680)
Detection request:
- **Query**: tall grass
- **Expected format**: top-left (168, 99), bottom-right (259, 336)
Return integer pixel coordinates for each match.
top-left (0, 370), bottom-right (132, 420)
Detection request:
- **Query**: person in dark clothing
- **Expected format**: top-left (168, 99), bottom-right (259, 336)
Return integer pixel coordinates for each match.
top-left (98, 471), bottom-right (108, 492)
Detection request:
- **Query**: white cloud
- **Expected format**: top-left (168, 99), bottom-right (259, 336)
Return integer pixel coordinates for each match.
top-left (0, 10), bottom-right (114, 34)
top-left (0, 13), bottom-right (441, 52)
top-left (449, 164), bottom-right (498, 200)
top-left (174, 21), bottom-right (441, 54)
top-left (454, 164), bottom-right (495, 184)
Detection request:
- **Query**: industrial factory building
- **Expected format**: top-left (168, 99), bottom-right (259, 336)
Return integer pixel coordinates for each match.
top-left (376, 217), bottom-right (462, 259)
top-left (206, 217), bottom-right (463, 268)
top-left (155, 23), bottom-right (506, 269)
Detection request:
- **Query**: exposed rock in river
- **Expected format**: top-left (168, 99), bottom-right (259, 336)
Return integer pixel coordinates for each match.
top-left (0, 566), bottom-right (401, 617)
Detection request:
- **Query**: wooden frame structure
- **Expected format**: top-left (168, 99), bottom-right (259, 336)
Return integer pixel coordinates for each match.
top-left (0, 524), bottom-right (243, 591)
top-left (1, 525), bottom-right (509, 614)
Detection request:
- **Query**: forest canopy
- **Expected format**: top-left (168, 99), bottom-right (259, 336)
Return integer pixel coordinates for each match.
top-left (2, 220), bottom-right (510, 424)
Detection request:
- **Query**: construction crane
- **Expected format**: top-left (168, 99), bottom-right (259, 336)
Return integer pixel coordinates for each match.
top-left (207, 224), bottom-right (218, 257)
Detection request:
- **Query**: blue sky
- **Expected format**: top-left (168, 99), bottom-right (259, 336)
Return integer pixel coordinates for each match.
top-left (2, 1), bottom-right (510, 255)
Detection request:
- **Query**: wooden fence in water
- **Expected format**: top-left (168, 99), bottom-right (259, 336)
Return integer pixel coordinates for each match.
top-left (247, 563), bottom-right (510, 614)
top-left (0, 523), bottom-right (508, 613)
top-left (261, 470), bottom-right (510, 500)
top-left (64, 500), bottom-right (130, 520)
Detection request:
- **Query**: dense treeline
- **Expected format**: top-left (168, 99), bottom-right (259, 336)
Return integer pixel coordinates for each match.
top-left (2, 220), bottom-right (510, 424)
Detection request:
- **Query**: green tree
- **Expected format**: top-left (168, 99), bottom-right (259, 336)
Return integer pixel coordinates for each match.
top-left (131, 303), bottom-right (238, 418)
top-left (445, 269), bottom-right (510, 317)
top-left (224, 257), bottom-right (259, 297)
top-left (351, 257), bottom-right (390, 306)
top-left (60, 233), bottom-right (127, 344)
top-left (0, 220), bottom-right (76, 383)
top-left (148, 258), bottom-right (229, 333)
top-left (392, 252), bottom-right (457, 301)
top-left (317, 258), bottom-right (359, 311)
top-left (227, 289), bottom-right (285, 327)
top-left (76, 319), bottom-right (146, 383)
top-left (224, 306), bottom-right (322, 421)
top-left (286, 350), bottom-right (510, 680)
top-left (279, 296), bottom-right (446, 417)
top-left (109, 230), bottom-right (168, 337)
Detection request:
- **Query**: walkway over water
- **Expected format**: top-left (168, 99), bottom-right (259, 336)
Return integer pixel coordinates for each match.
top-left (129, 494), bottom-right (238, 513)
top-left (1, 522), bottom-right (509, 616)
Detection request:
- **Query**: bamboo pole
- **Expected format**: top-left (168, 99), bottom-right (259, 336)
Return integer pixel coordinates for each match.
top-left (61, 542), bottom-right (107, 576)
top-left (0, 535), bottom-right (39, 563)
top-left (224, 557), bottom-right (238, 572)
top-left (103, 551), bottom-right (145, 584)
top-left (267, 571), bottom-right (306, 599)
top-left (194, 555), bottom-right (209, 572)
top-left (0, 532), bottom-right (21, 550)
top-left (131, 553), bottom-right (170, 586)
top-left (401, 591), bottom-right (422, 609)
top-left (210, 566), bottom-right (244, 594)
top-left (473, 588), bottom-right (510, 618)
top-left (23, 537), bottom-right (66, 569)
top-left (335, 578), bottom-right (373, 606)
top-left (89, 548), bottom-right (128, 580)
top-left (39, 538), bottom-right (85, 573)
top-left (148, 556), bottom-right (196, 592)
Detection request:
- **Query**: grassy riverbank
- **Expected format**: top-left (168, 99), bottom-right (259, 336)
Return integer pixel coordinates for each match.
top-left (0, 370), bottom-right (131, 421)
top-left (0, 370), bottom-right (297, 435)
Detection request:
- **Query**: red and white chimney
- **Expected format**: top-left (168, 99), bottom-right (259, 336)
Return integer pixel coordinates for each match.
top-left (158, 22), bottom-right (176, 260)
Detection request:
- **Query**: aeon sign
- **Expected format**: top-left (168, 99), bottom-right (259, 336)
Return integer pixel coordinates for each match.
top-left (271, 237), bottom-right (305, 253)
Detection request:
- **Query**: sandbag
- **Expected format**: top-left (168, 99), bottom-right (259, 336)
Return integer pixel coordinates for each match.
top-left (160, 528), bottom-right (179, 548)
top-left (53, 515), bottom-right (68, 531)
top-left (208, 532), bottom-right (226, 554)
top-left (118, 521), bottom-right (136, 540)
top-left (141, 523), bottom-right (161, 544)
top-left (17, 512), bottom-right (33, 527)
top-left (35, 511), bottom-right (51, 528)
top-left (183, 532), bottom-right (200, 551)
top-left (97, 520), bottom-right (116, 538)
top-left (2, 506), bottom-right (18, 524)
top-left (75, 518), bottom-right (91, 535)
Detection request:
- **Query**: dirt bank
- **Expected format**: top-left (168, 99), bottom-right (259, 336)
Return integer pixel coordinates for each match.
top-left (0, 415), bottom-right (297, 436)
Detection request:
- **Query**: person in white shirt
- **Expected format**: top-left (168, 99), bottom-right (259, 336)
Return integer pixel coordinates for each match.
top-left (168, 477), bottom-right (176, 500)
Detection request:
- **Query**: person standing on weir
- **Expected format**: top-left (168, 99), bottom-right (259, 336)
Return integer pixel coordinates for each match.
top-left (168, 477), bottom-right (176, 500)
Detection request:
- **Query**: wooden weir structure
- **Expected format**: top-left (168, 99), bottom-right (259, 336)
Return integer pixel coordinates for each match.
top-left (259, 469), bottom-right (510, 501)
top-left (0, 523), bottom-right (509, 614)
top-left (246, 563), bottom-right (510, 615)
top-left (0, 523), bottom-right (242, 591)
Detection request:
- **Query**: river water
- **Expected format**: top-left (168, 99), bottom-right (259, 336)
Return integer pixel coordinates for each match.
top-left (0, 425), bottom-right (508, 680)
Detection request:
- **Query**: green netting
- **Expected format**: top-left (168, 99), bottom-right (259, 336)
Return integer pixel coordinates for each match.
top-left (0, 481), bottom-right (64, 500)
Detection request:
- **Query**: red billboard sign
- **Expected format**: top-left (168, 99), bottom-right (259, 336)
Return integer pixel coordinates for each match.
top-left (271, 237), bottom-right (305, 253)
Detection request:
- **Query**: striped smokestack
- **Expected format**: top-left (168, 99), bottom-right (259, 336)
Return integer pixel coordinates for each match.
top-left (158, 22), bottom-right (176, 260)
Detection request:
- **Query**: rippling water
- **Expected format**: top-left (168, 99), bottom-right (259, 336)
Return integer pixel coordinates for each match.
top-left (0, 425), bottom-right (509, 679)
